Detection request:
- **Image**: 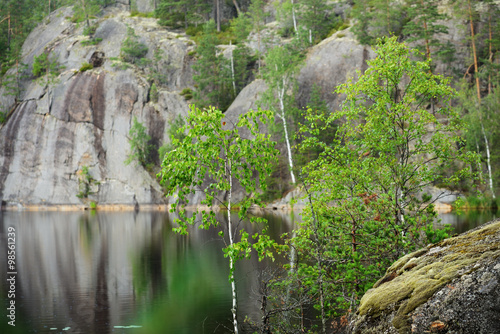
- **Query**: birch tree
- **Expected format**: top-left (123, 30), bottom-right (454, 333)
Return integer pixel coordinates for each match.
top-left (261, 44), bottom-right (303, 184)
top-left (158, 106), bottom-right (279, 334)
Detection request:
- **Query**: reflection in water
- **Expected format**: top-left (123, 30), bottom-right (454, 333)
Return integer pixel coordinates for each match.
top-left (0, 210), bottom-right (490, 333)
top-left (0, 211), bottom-right (295, 334)
top-left (438, 210), bottom-right (497, 234)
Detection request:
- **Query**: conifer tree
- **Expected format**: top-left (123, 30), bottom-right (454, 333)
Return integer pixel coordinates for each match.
top-left (192, 20), bottom-right (232, 110)
top-left (351, 0), bottom-right (406, 45)
top-left (403, 0), bottom-right (450, 64)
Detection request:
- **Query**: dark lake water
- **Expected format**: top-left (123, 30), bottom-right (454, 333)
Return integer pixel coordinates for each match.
top-left (0, 209), bottom-right (496, 334)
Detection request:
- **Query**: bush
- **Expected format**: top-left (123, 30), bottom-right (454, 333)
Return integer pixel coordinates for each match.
top-left (32, 53), bottom-right (59, 77)
top-left (121, 27), bottom-right (149, 64)
top-left (83, 25), bottom-right (97, 36)
top-left (179, 87), bottom-right (193, 100)
top-left (130, 10), bottom-right (154, 18)
top-left (77, 166), bottom-right (98, 199)
top-left (186, 25), bottom-right (203, 36)
top-left (81, 38), bottom-right (102, 46)
top-left (79, 62), bottom-right (93, 72)
top-left (150, 83), bottom-right (158, 103)
top-left (125, 117), bottom-right (154, 168)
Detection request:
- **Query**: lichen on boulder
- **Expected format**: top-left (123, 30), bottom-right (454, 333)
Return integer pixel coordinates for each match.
top-left (350, 219), bottom-right (500, 334)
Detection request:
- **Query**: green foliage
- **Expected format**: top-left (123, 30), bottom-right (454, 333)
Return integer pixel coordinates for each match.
top-left (89, 200), bottom-right (97, 210)
top-left (150, 82), bottom-right (158, 103)
top-left (79, 62), bottom-right (93, 72)
top-left (80, 37), bottom-right (102, 46)
top-left (192, 20), bottom-right (233, 110)
top-left (158, 105), bottom-right (279, 332)
top-left (156, 0), bottom-right (209, 29)
top-left (403, 0), bottom-right (451, 63)
top-left (179, 87), bottom-right (193, 100)
top-left (297, 0), bottom-right (336, 44)
top-left (351, 0), bottom-right (407, 45)
top-left (0, 110), bottom-right (7, 124)
top-left (158, 115), bottom-right (186, 161)
top-left (424, 223), bottom-right (452, 244)
top-left (77, 166), bottom-right (98, 199)
top-left (230, 14), bottom-right (252, 43)
top-left (260, 41), bottom-right (306, 184)
top-left (32, 52), bottom-right (60, 78)
top-left (1, 62), bottom-right (27, 99)
top-left (72, 0), bottom-right (101, 27)
top-left (120, 26), bottom-right (149, 65)
top-left (292, 36), bottom-right (479, 325)
top-left (130, 10), bottom-right (154, 18)
top-left (125, 117), bottom-right (154, 168)
top-left (82, 24), bottom-right (97, 36)
top-left (147, 48), bottom-right (168, 85)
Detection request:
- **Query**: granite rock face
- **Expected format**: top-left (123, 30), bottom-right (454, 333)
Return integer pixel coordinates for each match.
top-left (0, 6), bottom-right (193, 207)
top-left (350, 219), bottom-right (500, 334)
top-left (297, 29), bottom-right (375, 111)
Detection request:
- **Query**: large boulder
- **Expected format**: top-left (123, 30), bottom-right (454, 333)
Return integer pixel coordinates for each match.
top-left (350, 219), bottom-right (500, 334)
top-left (297, 29), bottom-right (375, 111)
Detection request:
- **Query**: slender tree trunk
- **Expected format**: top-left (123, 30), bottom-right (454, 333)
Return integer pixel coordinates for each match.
top-left (227, 158), bottom-right (239, 334)
top-left (467, 0), bottom-right (495, 198)
top-left (468, 0), bottom-right (480, 102)
top-left (230, 41), bottom-right (236, 96)
top-left (7, 15), bottom-right (11, 52)
top-left (420, 0), bottom-right (431, 62)
top-left (291, 0), bottom-right (298, 34)
top-left (232, 0), bottom-right (241, 15)
top-left (318, 259), bottom-right (327, 334)
top-left (481, 123), bottom-right (496, 198)
top-left (277, 79), bottom-right (296, 184)
top-left (216, 0), bottom-right (221, 32)
top-left (488, 11), bottom-right (493, 95)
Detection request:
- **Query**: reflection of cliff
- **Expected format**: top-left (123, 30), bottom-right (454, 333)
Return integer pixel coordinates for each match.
top-left (1, 212), bottom-right (165, 333)
top-left (0, 211), bottom-right (294, 333)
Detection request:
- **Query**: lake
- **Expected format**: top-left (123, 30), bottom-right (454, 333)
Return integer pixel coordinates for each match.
top-left (0, 209), bottom-right (496, 333)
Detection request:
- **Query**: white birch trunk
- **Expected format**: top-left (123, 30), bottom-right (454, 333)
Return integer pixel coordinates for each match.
top-left (277, 79), bottom-right (296, 184)
top-left (481, 122), bottom-right (496, 198)
top-left (230, 41), bottom-right (236, 96)
top-left (227, 159), bottom-right (239, 334)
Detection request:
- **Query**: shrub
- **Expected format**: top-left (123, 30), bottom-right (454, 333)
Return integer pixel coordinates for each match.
top-left (150, 83), bottom-right (158, 103)
top-left (121, 27), bottom-right (149, 64)
top-left (76, 166), bottom-right (98, 199)
top-left (32, 53), bottom-right (59, 77)
top-left (125, 117), bottom-right (154, 168)
top-left (79, 62), bottom-right (93, 72)
top-left (179, 87), bottom-right (193, 100)
top-left (83, 25), bottom-right (97, 36)
top-left (81, 38), bottom-right (102, 46)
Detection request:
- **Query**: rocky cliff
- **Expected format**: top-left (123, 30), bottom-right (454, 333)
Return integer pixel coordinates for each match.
top-left (0, 3), bottom-right (375, 209)
top-left (0, 5), bottom-right (194, 208)
top-left (350, 219), bottom-right (500, 334)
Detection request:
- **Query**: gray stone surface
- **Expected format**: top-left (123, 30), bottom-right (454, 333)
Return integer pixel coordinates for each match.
top-left (0, 5), bottom-right (193, 207)
top-left (350, 219), bottom-right (500, 334)
top-left (297, 29), bottom-right (375, 111)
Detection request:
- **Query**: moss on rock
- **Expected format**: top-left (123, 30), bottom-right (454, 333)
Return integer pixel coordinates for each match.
top-left (353, 220), bottom-right (500, 334)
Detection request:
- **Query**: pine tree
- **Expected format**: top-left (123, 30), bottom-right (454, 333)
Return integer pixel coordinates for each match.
top-left (351, 0), bottom-right (407, 45)
top-left (192, 20), bottom-right (232, 110)
top-left (403, 0), bottom-right (450, 64)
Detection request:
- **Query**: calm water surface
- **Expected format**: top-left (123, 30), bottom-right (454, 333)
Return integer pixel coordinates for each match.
top-left (0, 210), bottom-right (495, 333)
